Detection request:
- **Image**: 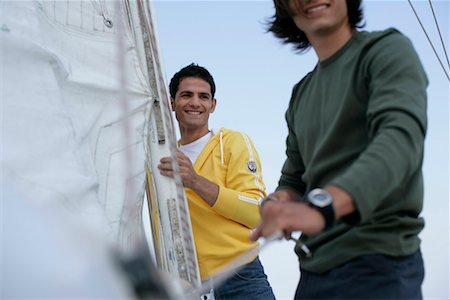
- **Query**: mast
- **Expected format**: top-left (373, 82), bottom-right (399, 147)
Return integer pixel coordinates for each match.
top-left (123, 0), bottom-right (201, 290)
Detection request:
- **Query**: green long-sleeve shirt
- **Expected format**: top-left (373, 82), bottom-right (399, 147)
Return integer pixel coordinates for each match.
top-left (278, 28), bottom-right (428, 273)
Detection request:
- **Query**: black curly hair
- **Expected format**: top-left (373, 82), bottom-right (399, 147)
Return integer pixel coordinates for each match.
top-left (267, 0), bottom-right (365, 52)
top-left (169, 63), bottom-right (216, 99)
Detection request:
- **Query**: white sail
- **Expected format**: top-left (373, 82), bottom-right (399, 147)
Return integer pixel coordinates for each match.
top-left (1, 0), bottom-right (199, 298)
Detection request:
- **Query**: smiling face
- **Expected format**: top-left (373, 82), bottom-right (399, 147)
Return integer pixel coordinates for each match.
top-left (289, 0), bottom-right (349, 39)
top-left (171, 77), bottom-right (216, 141)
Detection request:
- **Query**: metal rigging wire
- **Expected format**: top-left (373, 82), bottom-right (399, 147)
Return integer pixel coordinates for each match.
top-left (428, 0), bottom-right (450, 69)
top-left (407, 0), bottom-right (450, 82)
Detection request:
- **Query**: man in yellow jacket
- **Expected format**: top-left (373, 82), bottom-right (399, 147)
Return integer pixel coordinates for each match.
top-left (159, 63), bottom-right (275, 299)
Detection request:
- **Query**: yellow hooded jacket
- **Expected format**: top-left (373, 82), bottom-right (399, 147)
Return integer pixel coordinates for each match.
top-left (186, 128), bottom-right (266, 279)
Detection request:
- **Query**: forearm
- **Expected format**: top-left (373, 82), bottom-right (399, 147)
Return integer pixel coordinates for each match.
top-left (189, 175), bottom-right (219, 207)
top-left (331, 118), bottom-right (424, 223)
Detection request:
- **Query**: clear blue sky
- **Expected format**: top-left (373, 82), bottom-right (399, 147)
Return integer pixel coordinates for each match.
top-left (153, 1), bottom-right (449, 299)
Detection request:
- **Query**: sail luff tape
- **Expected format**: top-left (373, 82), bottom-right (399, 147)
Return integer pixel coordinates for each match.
top-left (140, 0), bottom-right (201, 287)
top-left (153, 98), bottom-right (166, 144)
top-left (167, 198), bottom-right (189, 281)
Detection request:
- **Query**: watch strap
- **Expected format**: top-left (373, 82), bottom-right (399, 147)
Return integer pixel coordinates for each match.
top-left (318, 203), bottom-right (335, 230)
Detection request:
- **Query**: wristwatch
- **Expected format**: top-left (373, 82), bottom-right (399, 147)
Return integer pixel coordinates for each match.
top-left (307, 188), bottom-right (335, 231)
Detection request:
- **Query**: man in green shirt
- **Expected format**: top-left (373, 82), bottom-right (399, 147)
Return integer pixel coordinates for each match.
top-left (251, 0), bottom-right (427, 299)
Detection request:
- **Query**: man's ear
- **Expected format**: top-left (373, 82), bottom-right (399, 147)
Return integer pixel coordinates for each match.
top-left (211, 98), bottom-right (217, 113)
top-left (170, 98), bottom-right (175, 111)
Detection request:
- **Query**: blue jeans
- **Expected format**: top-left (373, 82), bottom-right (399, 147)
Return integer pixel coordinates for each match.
top-left (295, 249), bottom-right (424, 299)
top-left (214, 256), bottom-right (275, 300)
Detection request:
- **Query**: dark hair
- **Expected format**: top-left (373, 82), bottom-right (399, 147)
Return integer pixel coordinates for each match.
top-left (267, 0), bottom-right (365, 52)
top-left (169, 63), bottom-right (216, 99)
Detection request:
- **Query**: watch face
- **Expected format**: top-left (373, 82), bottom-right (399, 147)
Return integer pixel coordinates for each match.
top-left (308, 188), bottom-right (332, 208)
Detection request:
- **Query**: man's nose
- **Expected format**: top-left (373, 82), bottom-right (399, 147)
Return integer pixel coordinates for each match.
top-left (189, 95), bottom-right (201, 106)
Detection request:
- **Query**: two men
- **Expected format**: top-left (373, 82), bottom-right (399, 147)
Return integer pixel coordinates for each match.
top-left (251, 0), bottom-right (428, 299)
top-left (158, 64), bottom-right (275, 299)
